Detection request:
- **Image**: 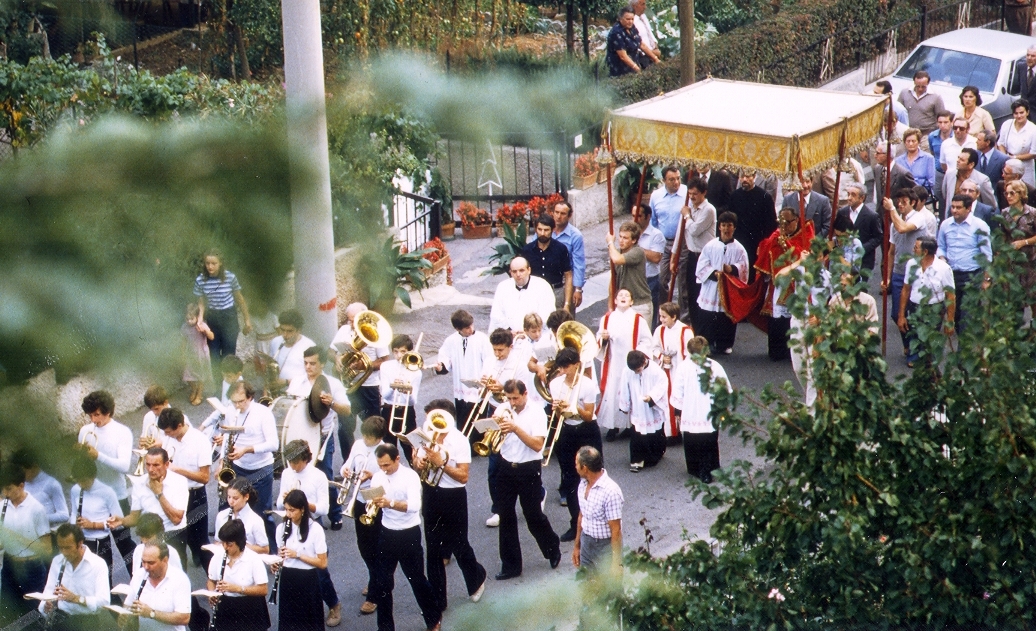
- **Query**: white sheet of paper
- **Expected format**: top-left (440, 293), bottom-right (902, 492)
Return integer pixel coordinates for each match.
top-left (259, 554), bottom-right (281, 566)
top-left (207, 398), bottom-right (228, 416)
top-left (460, 379), bottom-right (482, 389)
top-left (192, 590), bottom-right (221, 598)
top-left (359, 486), bottom-right (385, 502)
top-left (265, 509), bottom-right (286, 519)
top-left (473, 418), bottom-right (501, 433)
top-left (104, 604), bottom-right (136, 616)
top-left (202, 543), bottom-right (223, 554)
top-left (24, 592), bottom-right (57, 601)
top-left (405, 430), bottom-right (431, 451)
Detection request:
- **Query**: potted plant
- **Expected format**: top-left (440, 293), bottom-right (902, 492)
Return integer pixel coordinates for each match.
top-left (430, 169), bottom-right (455, 239)
top-left (496, 201), bottom-right (529, 230)
top-left (527, 193), bottom-right (565, 221)
top-left (356, 236), bottom-right (434, 312)
top-left (458, 201), bottom-right (492, 239)
top-left (572, 150), bottom-right (599, 190)
top-left (420, 237), bottom-right (452, 285)
top-left (440, 204), bottom-right (456, 239)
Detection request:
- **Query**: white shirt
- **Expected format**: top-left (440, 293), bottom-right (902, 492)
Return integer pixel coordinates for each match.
top-left (417, 429), bottom-right (471, 490)
top-left (670, 358), bottom-right (732, 433)
top-left (0, 493), bottom-right (50, 558)
top-left (379, 360), bottom-right (423, 408)
top-left (330, 324), bottom-right (390, 388)
top-left (998, 119), bottom-right (1036, 185)
top-left (638, 223), bottom-right (666, 278)
top-left (70, 480), bottom-right (123, 540)
top-left (489, 275), bottom-right (555, 333)
top-left (436, 331), bottom-right (493, 402)
top-left (341, 441), bottom-right (384, 496)
top-left (214, 504), bottom-right (269, 549)
top-left (632, 13), bottom-right (657, 49)
top-left (78, 420), bottom-right (133, 500)
top-left (142, 410), bottom-right (193, 439)
top-left (38, 548), bottom-right (110, 615)
top-left (206, 547), bottom-right (268, 595)
top-left (939, 135), bottom-right (977, 169)
top-left (684, 200), bottom-right (717, 254)
top-left (548, 373), bottom-right (599, 426)
top-left (277, 464), bottom-right (330, 518)
top-left (618, 361), bottom-right (669, 434)
top-left (228, 401), bottom-right (278, 470)
top-left (652, 322), bottom-right (693, 374)
top-left (132, 544), bottom-right (183, 574)
top-left (369, 466), bottom-right (422, 531)
top-left (129, 567), bottom-right (192, 631)
top-left (497, 401), bottom-right (548, 464)
top-left (286, 372), bottom-right (348, 437)
top-left (162, 427), bottom-right (212, 490)
top-left (904, 257), bottom-right (955, 305)
top-left (276, 518), bottom-right (326, 570)
top-left (25, 471), bottom-right (69, 529)
top-left (481, 352), bottom-right (540, 410)
top-left (269, 334), bottom-right (316, 383)
top-left (130, 472), bottom-right (190, 532)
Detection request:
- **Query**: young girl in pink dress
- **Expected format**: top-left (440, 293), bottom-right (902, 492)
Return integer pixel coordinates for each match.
top-left (183, 302), bottom-right (214, 404)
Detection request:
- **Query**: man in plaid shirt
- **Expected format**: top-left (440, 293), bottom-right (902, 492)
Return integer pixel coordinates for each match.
top-left (572, 447), bottom-right (624, 576)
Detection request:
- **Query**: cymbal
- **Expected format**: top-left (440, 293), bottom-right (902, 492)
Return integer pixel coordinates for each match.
top-left (308, 374), bottom-right (331, 422)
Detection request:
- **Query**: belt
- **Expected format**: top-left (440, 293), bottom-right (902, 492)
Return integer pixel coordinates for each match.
top-left (502, 458), bottom-right (541, 470)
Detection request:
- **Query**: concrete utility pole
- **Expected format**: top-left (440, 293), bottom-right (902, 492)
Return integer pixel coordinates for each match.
top-left (281, 0), bottom-right (338, 345)
top-left (679, 0), bottom-right (695, 86)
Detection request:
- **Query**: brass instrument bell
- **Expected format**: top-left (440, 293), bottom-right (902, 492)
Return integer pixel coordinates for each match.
top-left (335, 310), bottom-right (392, 394)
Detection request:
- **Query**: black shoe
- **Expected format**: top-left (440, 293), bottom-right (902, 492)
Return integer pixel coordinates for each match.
top-left (617, 428), bottom-right (633, 439)
top-left (605, 428), bottom-right (619, 442)
top-left (330, 520), bottom-right (343, 531)
top-left (549, 549), bottom-right (562, 569)
top-left (495, 570), bottom-right (521, 581)
top-left (559, 529), bottom-right (576, 542)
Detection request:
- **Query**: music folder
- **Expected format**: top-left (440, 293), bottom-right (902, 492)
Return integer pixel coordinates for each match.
top-left (473, 418), bottom-right (501, 433)
top-left (359, 486), bottom-right (385, 502)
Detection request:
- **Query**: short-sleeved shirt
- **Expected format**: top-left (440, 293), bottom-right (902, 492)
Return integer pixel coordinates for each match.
top-left (214, 505), bottom-right (269, 549)
top-left (521, 239), bottom-right (572, 289)
top-left (577, 470), bottom-right (624, 539)
top-left (890, 209), bottom-right (937, 275)
top-left (370, 466), bottom-right (423, 531)
top-left (904, 257), bottom-right (955, 305)
top-left (130, 472), bottom-right (190, 532)
top-left (617, 246), bottom-right (653, 305)
top-left (131, 568), bottom-right (193, 631)
top-left (497, 402), bottom-right (548, 464)
top-left (606, 23), bottom-right (642, 76)
top-left (132, 544), bottom-right (183, 574)
top-left (193, 271), bottom-right (241, 311)
top-left (71, 480), bottom-right (124, 540)
top-left (162, 427), bottom-right (212, 490)
top-left (549, 373), bottom-right (599, 425)
top-left (638, 223), bottom-right (667, 279)
top-left (276, 518), bottom-right (327, 570)
top-left (206, 548), bottom-right (268, 594)
top-left (418, 429), bottom-right (472, 491)
top-left (0, 494), bottom-right (50, 558)
top-left (277, 464), bottom-right (330, 519)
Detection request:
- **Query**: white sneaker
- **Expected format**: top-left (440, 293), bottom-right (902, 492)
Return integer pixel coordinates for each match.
top-left (471, 580), bottom-right (486, 602)
top-left (540, 497), bottom-right (546, 512)
top-left (486, 514), bottom-right (500, 527)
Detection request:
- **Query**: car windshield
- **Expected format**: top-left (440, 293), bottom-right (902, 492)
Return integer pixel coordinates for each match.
top-left (895, 45), bottom-right (1000, 93)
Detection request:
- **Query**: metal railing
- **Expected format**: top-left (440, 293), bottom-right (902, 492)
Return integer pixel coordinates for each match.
top-left (391, 190), bottom-right (441, 253)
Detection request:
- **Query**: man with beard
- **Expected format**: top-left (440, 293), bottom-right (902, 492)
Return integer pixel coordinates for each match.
top-left (522, 214), bottom-right (574, 313)
top-left (729, 171), bottom-right (777, 282)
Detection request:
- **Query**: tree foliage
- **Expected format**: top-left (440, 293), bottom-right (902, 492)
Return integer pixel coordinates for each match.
top-left (596, 233), bottom-right (1036, 629)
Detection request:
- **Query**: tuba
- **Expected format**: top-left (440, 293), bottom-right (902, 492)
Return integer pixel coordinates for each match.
top-left (473, 409), bottom-right (512, 457)
top-left (418, 409), bottom-right (453, 487)
top-left (335, 310), bottom-right (392, 394)
top-left (533, 321), bottom-right (598, 401)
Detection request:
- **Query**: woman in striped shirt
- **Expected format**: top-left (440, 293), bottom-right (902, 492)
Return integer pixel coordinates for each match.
top-left (195, 250), bottom-right (252, 382)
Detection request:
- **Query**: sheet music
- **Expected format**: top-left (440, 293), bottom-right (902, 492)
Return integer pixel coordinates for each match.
top-left (359, 486), bottom-right (385, 502)
top-left (473, 418), bottom-right (501, 433)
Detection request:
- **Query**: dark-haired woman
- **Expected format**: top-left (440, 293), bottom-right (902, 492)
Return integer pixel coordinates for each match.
top-left (998, 99), bottom-right (1036, 187)
top-left (207, 519), bottom-right (270, 631)
top-left (214, 478), bottom-right (270, 554)
top-left (956, 85), bottom-right (994, 138)
top-left (195, 250), bottom-right (252, 382)
top-left (275, 490), bottom-right (327, 631)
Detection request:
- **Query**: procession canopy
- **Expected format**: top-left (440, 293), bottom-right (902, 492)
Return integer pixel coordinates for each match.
top-left (608, 78), bottom-right (887, 181)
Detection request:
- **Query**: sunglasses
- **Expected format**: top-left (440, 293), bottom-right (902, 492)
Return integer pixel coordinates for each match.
top-left (953, 126), bottom-right (967, 131)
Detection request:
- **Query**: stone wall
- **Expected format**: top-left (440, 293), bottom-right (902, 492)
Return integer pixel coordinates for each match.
top-left (567, 165), bottom-right (630, 229)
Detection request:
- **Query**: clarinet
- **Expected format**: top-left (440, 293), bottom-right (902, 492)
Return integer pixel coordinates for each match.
top-left (44, 560), bottom-right (67, 631)
top-left (209, 552), bottom-right (229, 631)
top-left (267, 520), bottom-right (291, 604)
top-left (75, 488), bottom-right (84, 521)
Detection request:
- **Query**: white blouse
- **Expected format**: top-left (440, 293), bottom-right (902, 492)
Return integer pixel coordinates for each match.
top-left (275, 518), bottom-right (326, 570)
top-left (206, 548), bottom-right (268, 596)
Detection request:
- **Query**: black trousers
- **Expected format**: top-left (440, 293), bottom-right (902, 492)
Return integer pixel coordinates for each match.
top-left (114, 498), bottom-right (136, 575)
top-left (0, 555), bottom-right (46, 625)
top-left (630, 428), bottom-right (666, 466)
top-left (344, 385), bottom-right (381, 457)
top-left (684, 251), bottom-right (702, 329)
top-left (372, 525), bottom-right (441, 631)
top-left (952, 269), bottom-right (978, 334)
top-left (84, 537), bottom-right (114, 587)
top-left (555, 420), bottom-right (602, 531)
top-left (165, 528), bottom-right (189, 569)
top-left (184, 486), bottom-right (209, 567)
top-left (381, 403), bottom-right (417, 464)
top-left (352, 499), bottom-right (381, 599)
top-left (768, 315), bottom-right (792, 361)
top-left (206, 307), bottom-right (240, 386)
top-left (683, 430), bottom-right (720, 483)
top-left (422, 485), bottom-right (486, 610)
top-left (497, 459), bottom-right (560, 575)
top-left (698, 309), bottom-right (737, 353)
top-left (456, 398), bottom-right (489, 446)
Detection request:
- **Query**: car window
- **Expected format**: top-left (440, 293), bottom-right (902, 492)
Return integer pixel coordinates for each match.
top-left (1009, 56), bottom-right (1024, 95)
top-left (895, 45), bottom-right (1000, 93)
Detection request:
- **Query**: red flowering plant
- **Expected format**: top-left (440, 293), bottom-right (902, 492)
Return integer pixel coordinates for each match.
top-left (496, 201), bottom-right (529, 228)
top-left (573, 150), bottom-right (599, 177)
top-left (457, 201), bottom-right (491, 228)
top-left (421, 237), bottom-right (452, 285)
top-left (527, 193), bottom-right (565, 220)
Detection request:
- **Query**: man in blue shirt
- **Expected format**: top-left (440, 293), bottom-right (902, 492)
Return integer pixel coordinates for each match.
top-left (936, 194), bottom-right (992, 333)
top-left (552, 201), bottom-right (586, 312)
top-left (650, 166), bottom-right (689, 304)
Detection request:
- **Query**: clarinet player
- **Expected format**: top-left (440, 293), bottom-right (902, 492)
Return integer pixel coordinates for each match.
top-left (37, 524), bottom-right (110, 631)
top-left (206, 519), bottom-right (269, 631)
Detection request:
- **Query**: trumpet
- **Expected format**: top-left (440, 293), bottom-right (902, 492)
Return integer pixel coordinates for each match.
top-left (335, 453), bottom-right (370, 518)
top-left (334, 310), bottom-right (391, 394)
top-left (358, 500), bottom-right (379, 526)
top-left (133, 425), bottom-right (162, 477)
top-left (418, 409), bottom-right (454, 487)
top-left (473, 409), bottom-right (512, 457)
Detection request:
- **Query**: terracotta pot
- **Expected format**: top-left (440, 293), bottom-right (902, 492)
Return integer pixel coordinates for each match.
top-left (462, 224), bottom-right (492, 239)
top-left (441, 222), bottom-right (456, 239)
top-left (573, 173), bottom-right (597, 190)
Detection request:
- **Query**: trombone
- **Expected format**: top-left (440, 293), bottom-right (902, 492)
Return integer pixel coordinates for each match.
top-left (334, 310), bottom-right (392, 394)
top-left (388, 333), bottom-right (424, 440)
top-left (473, 408), bottom-right (513, 457)
top-left (542, 374), bottom-right (583, 468)
top-left (533, 321), bottom-right (598, 402)
top-left (462, 357), bottom-right (520, 439)
top-left (417, 409), bottom-right (453, 487)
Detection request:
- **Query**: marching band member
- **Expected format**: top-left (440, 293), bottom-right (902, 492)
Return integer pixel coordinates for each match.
top-left (108, 448), bottom-right (190, 565)
top-left (339, 416), bottom-right (387, 616)
top-left (379, 334), bottom-right (423, 464)
top-left (285, 346), bottom-right (350, 530)
top-left (268, 309), bottom-right (315, 389)
top-left (69, 456), bottom-right (123, 584)
top-left (37, 524), bottom-right (110, 631)
top-left (214, 478), bottom-right (269, 554)
top-left (547, 348), bottom-right (600, 542)
top-left (198, 356), bottom-right (245, 443)
top-left (515, 313), bottom-right (555, 374)
top-left (78, 390), bottom-right (136, 575)
top-left (275, 490), bottom-right (327, 631)
top-left (596, 289), bottom-right (652, 442)
top-left (331, 302), bottom-right (390, 457)
top-left (156, 408), bottom-right (211, 567)
top-left (206, 519), bottom-right (270, 631)
top-left (14, 450), bottom-right (68, 541)
top-left (218, 382), bottom-right (278, 547)
top-left (0, 464), bottom-right (51, 624)
top-left (651, 302), bottom-right (692, 438)
top-left (433, 310), bottom-right (493, 447)
top-left (369, 444), bottom-right (443, 631)
top-left (413, 400), bottom-right (488, 610)
top-left (493, 380), bottom-right (562, 581)
top-left (142, 386), bottom-right (191, 442)
top-left (618, 350), bottom-right (669, 472)
top-left (670, 336), bottom-right (732, 483)
top-left (131, 513), bottom-right (183, 573)
top-left (122, 541), bottom-right (191, 631)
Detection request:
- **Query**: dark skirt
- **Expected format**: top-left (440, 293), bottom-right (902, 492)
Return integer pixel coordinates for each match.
top-left (213, 594), bottom-right (270, 631)
top-left (683, 430), bottom-right (720, 482)
top-left (629, 428), bottom-right (666, 466)
top-left (278, 567), bottom-right (323, 631)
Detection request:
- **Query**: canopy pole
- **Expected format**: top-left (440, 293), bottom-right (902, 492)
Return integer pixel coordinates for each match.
top-left (667, 171), bottom-right (692, 302)
top-left (880, 95), bottom-right (895, 357)
top-left (796, 156), bottom-right (806, 227)
top-left (635, 164), bottom-right (648, 210)
top-left (607, 159), bottom-right (616, 312)
top-left (829, 122), bottom-right (847, 241)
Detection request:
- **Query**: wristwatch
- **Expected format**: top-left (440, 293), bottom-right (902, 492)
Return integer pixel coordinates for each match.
top-left (149, 611), bottom-right (156, 619)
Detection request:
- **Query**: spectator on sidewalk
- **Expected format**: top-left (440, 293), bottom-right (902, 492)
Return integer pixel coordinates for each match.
top-left (521, 213), bottom-right (573, 314)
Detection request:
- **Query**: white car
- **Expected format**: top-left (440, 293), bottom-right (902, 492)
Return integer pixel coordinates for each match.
top-left (874, 28), bottom-right (1036, 129)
